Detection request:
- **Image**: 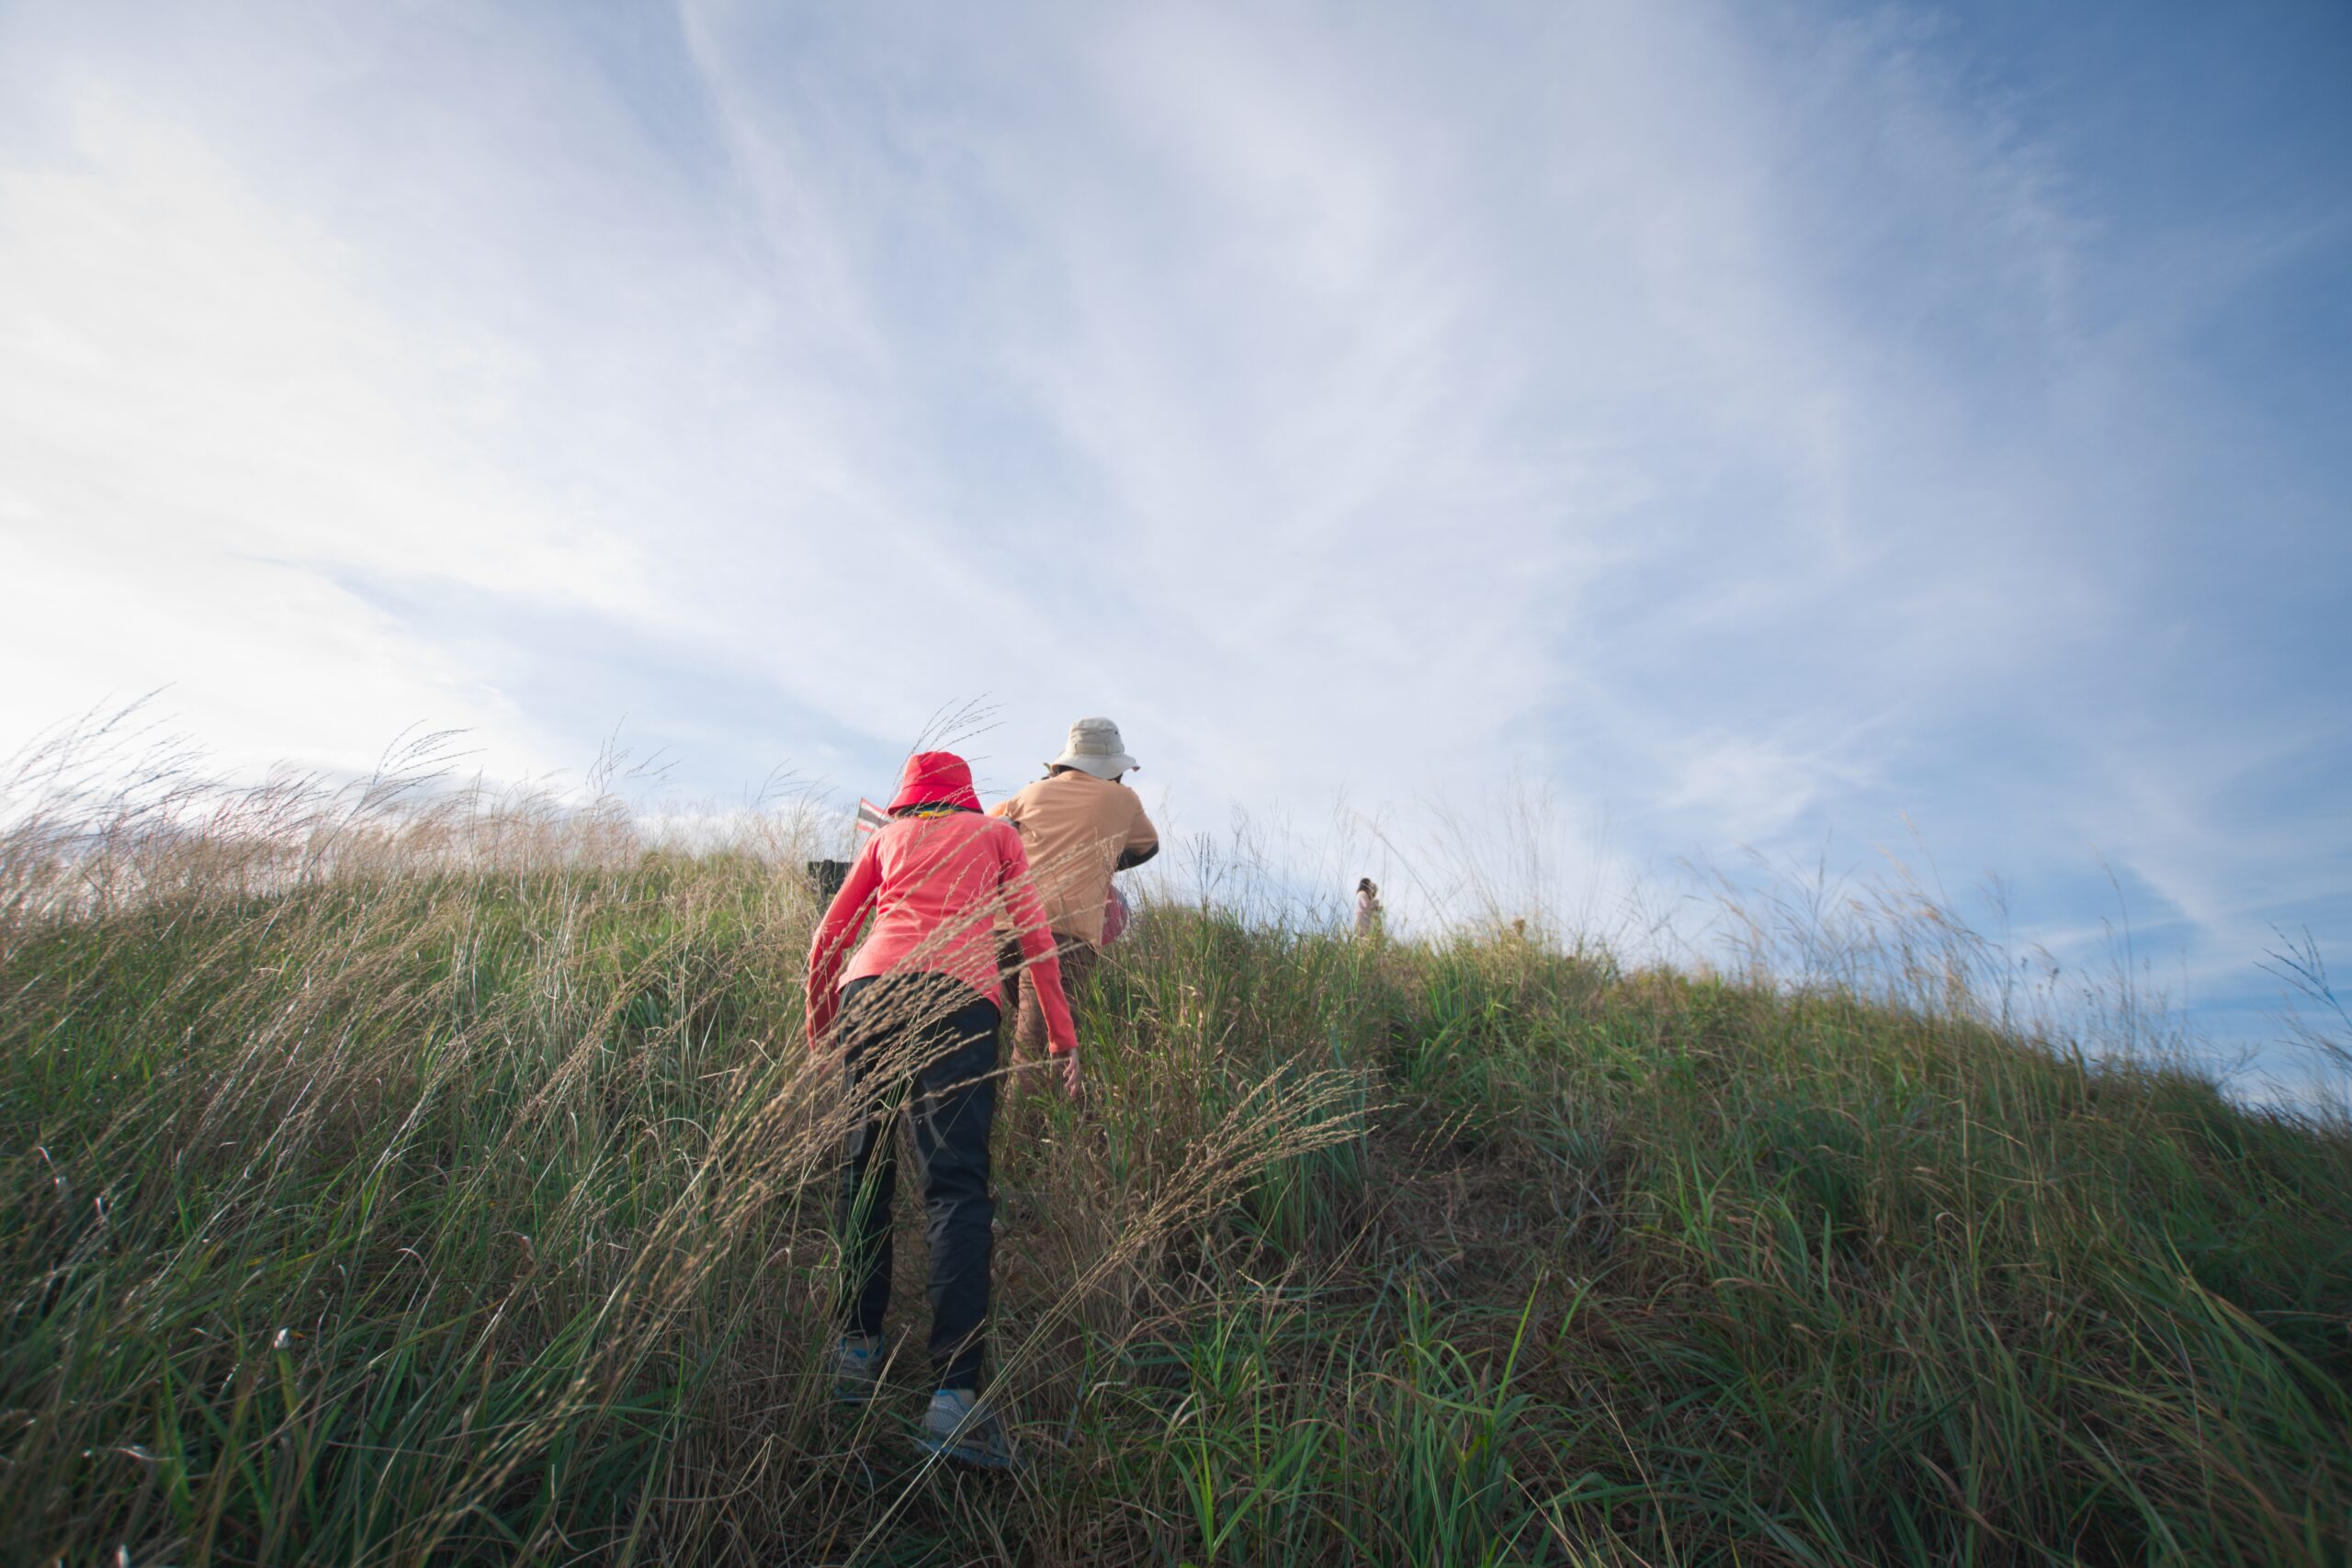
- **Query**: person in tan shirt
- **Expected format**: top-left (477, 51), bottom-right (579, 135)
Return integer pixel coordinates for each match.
top-left (990, 716), bottom-right (1159, 1063)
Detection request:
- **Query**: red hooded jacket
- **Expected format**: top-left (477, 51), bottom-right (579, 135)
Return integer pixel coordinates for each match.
top-left (806, 752), bottom-right (1078, 1055)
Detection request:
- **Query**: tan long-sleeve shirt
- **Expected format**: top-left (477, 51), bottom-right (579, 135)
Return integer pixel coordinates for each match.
top-left (988, 770), bottom-right (1158, 945)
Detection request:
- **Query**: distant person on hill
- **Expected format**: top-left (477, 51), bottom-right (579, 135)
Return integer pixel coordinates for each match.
top-left (989, 716), bottom-right (1159, 1065)
top-left (1354, 878), bottom-right (1384, 940)
top-left (805, 750), bottom-right (1080, 1471)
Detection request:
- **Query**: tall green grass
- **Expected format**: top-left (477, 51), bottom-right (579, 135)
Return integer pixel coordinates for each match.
top-left (2, 751), bottom-right (2348, 1564)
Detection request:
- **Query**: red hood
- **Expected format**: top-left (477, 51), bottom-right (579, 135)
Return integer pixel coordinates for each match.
top-left (888, 750), bottom-right (982, 814)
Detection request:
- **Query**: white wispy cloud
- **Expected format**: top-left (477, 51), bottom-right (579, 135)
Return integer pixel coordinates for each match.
top-left (2, 0), bottom-right (2344, 1062)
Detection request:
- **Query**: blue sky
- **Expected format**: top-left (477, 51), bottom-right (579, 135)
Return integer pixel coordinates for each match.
top-left (3, 2), bottom-right (2346, 1085)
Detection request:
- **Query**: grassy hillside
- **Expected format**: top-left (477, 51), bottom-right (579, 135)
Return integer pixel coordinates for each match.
top-left (3, 815), bottom-right (2349, 1565)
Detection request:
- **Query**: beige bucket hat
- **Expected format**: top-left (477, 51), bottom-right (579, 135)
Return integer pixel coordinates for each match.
top-left (1048, 716), bottom-right (1138, 779)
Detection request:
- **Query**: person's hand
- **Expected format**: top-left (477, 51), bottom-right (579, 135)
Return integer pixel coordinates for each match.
top-left (1052, 1047), bottom-right (1083, 1101)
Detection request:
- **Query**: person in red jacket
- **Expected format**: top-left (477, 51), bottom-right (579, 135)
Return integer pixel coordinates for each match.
top-left (805, 750), bottom-right (1078, 1469)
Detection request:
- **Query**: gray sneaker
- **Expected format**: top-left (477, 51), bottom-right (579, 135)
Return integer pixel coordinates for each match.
top-left (830, 1334), bottom-right (886, 1404)
top-left (914, 1388), bottom-right (1018, 1471)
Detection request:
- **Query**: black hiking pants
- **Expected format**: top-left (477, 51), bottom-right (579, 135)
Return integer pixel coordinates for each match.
top-left (834, 972), bottom-right (1001, 1391)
